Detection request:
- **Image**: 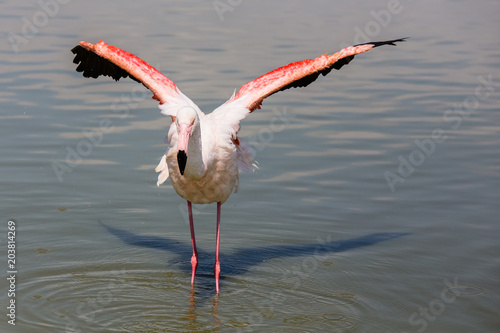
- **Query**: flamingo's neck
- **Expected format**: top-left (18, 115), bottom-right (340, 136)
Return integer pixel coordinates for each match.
top-left (184, 122), bottom-right (205, 179)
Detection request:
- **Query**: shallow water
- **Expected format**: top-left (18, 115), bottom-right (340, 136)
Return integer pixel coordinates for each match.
top-left (1, 0), bottom-right (499, 332)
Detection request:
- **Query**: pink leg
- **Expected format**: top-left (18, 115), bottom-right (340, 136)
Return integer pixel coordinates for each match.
top-left (188, 201), bottom-right (198, 285)
top-left (214, 202), bottom-right (222, 293)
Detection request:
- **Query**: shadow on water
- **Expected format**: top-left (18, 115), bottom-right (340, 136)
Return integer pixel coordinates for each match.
top-left (99, 221), bottom-right (408, 290)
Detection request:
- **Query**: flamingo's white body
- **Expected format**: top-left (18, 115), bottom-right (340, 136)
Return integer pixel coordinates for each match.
top-left (156, 104), bottom-right (250, 205)
top-left (72, 38), bottom-right (406, 292)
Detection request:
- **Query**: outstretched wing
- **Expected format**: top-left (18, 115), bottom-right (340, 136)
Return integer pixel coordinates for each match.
top-left (223, 38), bottom-right (407, 114)
top-left (71, 40), bottom-right (198, 119)
top-left (71, 40), bottom-right (203, 186)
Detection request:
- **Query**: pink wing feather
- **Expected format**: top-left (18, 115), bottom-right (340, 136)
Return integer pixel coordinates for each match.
top-left (71, 40), bottom-right (193, 120)
top-left (231, 38), bottom-right (407, 112)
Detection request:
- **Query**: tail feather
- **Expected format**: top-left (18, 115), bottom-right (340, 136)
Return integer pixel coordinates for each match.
top-left (235, 138), bottom-right (258, 173)
top-left (155, 153), bottom-right (169, 186)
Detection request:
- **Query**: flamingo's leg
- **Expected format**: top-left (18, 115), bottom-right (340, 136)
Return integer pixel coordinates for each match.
top-left (188, 201), bottom-right (198, 285)
top-left (214, 202), bottom-right (222, 293)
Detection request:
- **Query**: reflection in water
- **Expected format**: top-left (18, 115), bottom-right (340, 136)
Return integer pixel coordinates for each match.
top-left (182, 285), bottom-right (220, 331)
top-left (183, 286), bottom-right (198, 329)
top-left (96, 221), bottom-right (407, 330)
top-left (99, 221), bottom-right (408, 289)
top-left (212, 294), bottom-right (221, 328)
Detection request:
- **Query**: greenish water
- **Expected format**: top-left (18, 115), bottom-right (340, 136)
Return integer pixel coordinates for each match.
top-left (1, 0), bottom-right (499, 332)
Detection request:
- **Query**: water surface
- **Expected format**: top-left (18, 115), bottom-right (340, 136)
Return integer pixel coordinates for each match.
top-left (1, 0), bottom-right (499, 332)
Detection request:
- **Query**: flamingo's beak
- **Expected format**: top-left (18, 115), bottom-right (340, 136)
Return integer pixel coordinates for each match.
top-left (177, 123), bottom-right (192, 176)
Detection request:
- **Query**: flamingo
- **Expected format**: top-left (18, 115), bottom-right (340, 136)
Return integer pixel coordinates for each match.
top-left (71, 37), bottom-right (406, 292)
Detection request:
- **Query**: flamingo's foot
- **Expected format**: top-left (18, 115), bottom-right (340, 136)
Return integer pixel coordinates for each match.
top-left (190, 253), bottom-right (198, 285)
top-left (213, 260), bottom-right (221, 293)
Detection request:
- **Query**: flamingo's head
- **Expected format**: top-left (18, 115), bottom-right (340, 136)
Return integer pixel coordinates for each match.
top-left (175, 106), bottom-right (198, 176)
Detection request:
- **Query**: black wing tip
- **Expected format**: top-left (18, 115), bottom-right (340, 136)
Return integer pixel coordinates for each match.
top-left (71, 44), bottom-right (83, 54)
top-left (355, 37), bottom-right (409, 48)
top-left (277, 37), bottom-right (408, 93)
top-left (70, 43), bottom-right (141, 83)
